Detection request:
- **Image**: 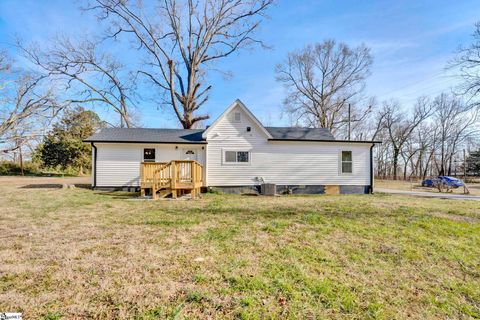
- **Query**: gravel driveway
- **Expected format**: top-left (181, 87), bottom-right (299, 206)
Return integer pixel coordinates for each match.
top-left (375, 188), bottom-right (480, 201)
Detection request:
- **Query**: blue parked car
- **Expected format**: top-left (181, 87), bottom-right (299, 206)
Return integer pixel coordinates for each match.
top-left (421, 176), bottom-right (465, 189)
top-left (421, 178), bottom-right (437, 187)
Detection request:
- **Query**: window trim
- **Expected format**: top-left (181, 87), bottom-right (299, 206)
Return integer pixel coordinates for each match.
top-left (340, 150), bottom-right (353, 174)
top-left (222, 148), bottom-right (251, 165)
top-left (143, 148), bottom-right (156, 162)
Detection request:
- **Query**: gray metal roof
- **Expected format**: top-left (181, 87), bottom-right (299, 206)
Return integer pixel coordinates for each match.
top-left (265, 126), bottom-right (335, 141)
top-left (84, 128), bottom-right (206, 144)
top-left (84, 126), bottom-right (338, 143)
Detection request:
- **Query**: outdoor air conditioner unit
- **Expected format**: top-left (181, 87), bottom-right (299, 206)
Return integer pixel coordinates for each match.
top-left (261, 183), bottom-right (276, 196)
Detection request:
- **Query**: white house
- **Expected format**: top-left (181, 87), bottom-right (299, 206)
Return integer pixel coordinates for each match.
top-left (85, 100), bottom-right (379, 195)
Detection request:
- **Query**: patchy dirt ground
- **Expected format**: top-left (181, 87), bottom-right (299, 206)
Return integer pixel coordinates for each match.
top-left (0, 176), bottom-right (90, 187)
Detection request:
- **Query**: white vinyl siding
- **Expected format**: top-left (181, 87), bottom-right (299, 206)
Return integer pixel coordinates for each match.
top-left (205, 105), bottom-right (371, 186)
top-left (95, 143), bottom-right (206, 187)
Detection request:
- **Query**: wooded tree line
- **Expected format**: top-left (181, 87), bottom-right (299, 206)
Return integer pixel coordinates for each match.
top-left (1, 1), bottom-right (480, 178)
top-left (371, 94), bottom-right (478, 180)
top-left (275, 29), bottom-right (480, 180)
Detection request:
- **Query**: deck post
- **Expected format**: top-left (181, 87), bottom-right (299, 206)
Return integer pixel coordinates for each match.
top-left (152, 169), bottom-right (157, 200)
top-left (152, 184), bottom-right (157, 200)
top-left (192, 161), bottom-right (196, 185)
top-left (140, 162), bottom-right (144, 196)
top-left (171, 161), bottom-right (176, 191)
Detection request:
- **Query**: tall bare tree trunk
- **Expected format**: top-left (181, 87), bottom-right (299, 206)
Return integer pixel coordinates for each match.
top-left (19, 144), bottom-right (24, 176)
top-left (392, 148), bottom-right (400, 180)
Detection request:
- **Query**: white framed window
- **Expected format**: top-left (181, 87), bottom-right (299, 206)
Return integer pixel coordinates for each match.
top-left (233, 111), bottom-right (241, 123)
top-left (223, 150), bottom-right (250, 164)
top-left (341, 151), bottom-right (353, 174)
top-left (143, 148), bottom-right (156, 162)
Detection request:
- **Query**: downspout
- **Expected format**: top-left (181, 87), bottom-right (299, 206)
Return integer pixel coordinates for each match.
top-left (369, 143), bottom-right (374, 194)
top-left (91, 142), bottom-right (97, 189)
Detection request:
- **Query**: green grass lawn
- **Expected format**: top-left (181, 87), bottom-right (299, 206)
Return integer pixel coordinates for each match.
top-left (0, 182), bottom-right (479, 319)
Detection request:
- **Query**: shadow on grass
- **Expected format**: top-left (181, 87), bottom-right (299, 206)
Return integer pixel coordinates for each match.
top-left (20, 184), bottom-right (63, 189)
top-left (95, 191), bottom-right (140, 200)
top-left (74, 184), bottom-right (92, 189)
top-left (19, 183), bottom-right (92, 189)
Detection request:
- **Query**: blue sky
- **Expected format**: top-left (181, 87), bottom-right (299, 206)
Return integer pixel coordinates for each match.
top-left (1, 0), bottom-right (479, 128)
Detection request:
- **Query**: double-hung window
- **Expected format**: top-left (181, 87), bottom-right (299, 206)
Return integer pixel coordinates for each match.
top-left (341, 151), bottom-right (352, 174)
top-left (224, 150), bottom-right (250, 164)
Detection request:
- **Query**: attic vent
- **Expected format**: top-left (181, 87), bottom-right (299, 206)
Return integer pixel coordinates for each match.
top-left (233, 111), bottom-right (241, 123)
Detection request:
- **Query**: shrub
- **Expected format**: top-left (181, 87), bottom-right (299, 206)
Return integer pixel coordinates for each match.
top-left (0, 161), bottom-right (41, 176)
top-left (0, 161), bottom-right (88, 176)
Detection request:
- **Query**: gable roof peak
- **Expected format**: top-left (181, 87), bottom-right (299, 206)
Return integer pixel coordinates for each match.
top-left (202, 99), bottom-right (273, 139)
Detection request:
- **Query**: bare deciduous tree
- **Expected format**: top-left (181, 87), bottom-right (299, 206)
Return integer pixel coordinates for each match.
top-left (451, 22), bottom-right (480, 105)
top-left (413, 123), bottom-right (438, 180)
top-left (1, 73), bottom-right (60, 140)
top-left (433, 93), bottom-right (479, 175)
top-left (275, 39), bottom-right (372, 135)
top-left (19, 37), bottom-right (135, 128)
top-left (0, 50), bottom-right (11, 75)
top-left (88, 0), bottom-right (273, 128)
top-left (378, 97), bottom-right (433, 180)
top-left (1, 51), bottom-right (60, 164)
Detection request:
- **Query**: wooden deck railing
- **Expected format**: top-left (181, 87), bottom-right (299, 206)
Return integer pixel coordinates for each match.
top-left (140, 160), bottom-right (203, 199)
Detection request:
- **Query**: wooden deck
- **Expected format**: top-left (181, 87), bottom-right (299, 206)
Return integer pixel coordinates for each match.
top-left (140, 160), bottom-right (203, 199)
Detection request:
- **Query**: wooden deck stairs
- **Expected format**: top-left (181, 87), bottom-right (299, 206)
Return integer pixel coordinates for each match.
top-left (140, 160), bottom-right (203, 199)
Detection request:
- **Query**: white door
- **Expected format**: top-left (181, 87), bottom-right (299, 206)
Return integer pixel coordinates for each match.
top-left (180, 149), bottom-right (197, 182)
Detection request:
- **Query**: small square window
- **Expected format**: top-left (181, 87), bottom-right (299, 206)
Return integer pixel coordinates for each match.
top-left (143, 148), bottom-right (155, 162)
